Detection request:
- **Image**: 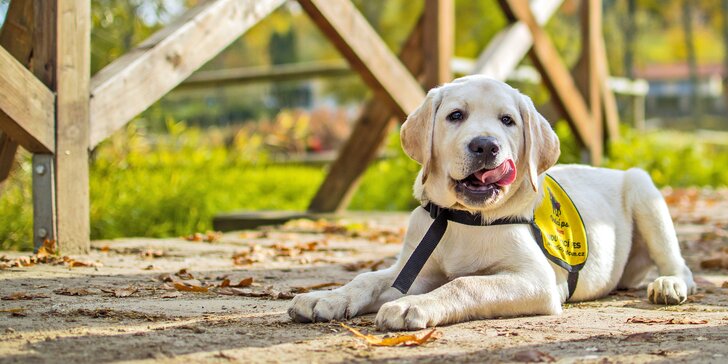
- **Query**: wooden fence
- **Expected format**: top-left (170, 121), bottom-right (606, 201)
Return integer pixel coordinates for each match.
top-left (0, 0), bottom-right (617, 253)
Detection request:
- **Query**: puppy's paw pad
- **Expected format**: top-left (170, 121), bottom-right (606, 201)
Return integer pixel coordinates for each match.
top-left (648, 276), bottom-right (688, 305)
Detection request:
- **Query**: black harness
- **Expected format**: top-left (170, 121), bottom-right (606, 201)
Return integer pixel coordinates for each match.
top-left (391, 202), bottom-right (579, 299)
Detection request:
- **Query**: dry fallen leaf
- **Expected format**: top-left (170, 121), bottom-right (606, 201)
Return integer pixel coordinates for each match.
top-left (161, 292), bottom-right (181, 299)
top-left (173, 282), bottom-right (209, 293)
top-left (176, 268), bottom-right (195, 280)
top-left (54, 288), bottom-right (94, 296)
top-left (183, 231), bottom-right (222, 243)
top-left (2, 292), bottom-right (49, 300)
top-left (343, 259), bottom-right (385, 272)
top-left (627, 317), bottom-right (708, 325)
top-left (340, 323), bottom-right (438, 347)
top-left (291, 282), bottom-right (343, 293)
top-left (101, 287), bottom-right (139, 298)
top-left (222, 277), bottom-right (253, 288)
top-left (68, 260), bottom-right (101, 268)
top-left (0, 308), bottom-right (25, 314)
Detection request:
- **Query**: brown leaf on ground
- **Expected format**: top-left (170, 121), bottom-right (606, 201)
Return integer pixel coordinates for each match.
top-left (99, 245), bottom-right (110, 253)
top-left (37, 239), bottom-right (57, 257)
top-left (627, 316), bottom-right (708, 325)
top-left (68, 259), bottom-right (101, 268)
top-left (101, 287), bottom-right (139, 298)
top-left (291, 282), bottom-right (343, 293)
top-left (340, 323), bottom-right (439, 347)
top-left (226, 277), bottom-right (253, 288)
top-left (173, 282), bottom-right (209, 293)
top-left (0, 308), bottom-right (25, 314)
top-left (176, 268), bottom-right (195, 280)
top-left (512, 349), bottom-right (555, 362)
top-left (343, 259), bottom-right (385, 272)
top-left (2, 292), bottom-right (49, 300)
top-left (183, 231), bottom-right (222, 243)
top-left (232, 251), bottom-right (255, 266)
top-left (141, 249), bottom-right (164, 258)
top-left (54, 288), bottom-right (94, 296)
top-left (722, 281), bottom-right (728, 288)
top-left (160, 292), bottom-right (181, 299)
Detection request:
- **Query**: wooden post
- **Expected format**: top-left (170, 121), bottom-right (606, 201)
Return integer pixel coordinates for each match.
top-left (423, 0), bottom-right (453, 88)
top-left (44, 0), bottom-right (91, 254)
top-left (573, 0), bottom-right (603, 163)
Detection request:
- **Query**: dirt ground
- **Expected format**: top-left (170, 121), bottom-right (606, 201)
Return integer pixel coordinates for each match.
top-left (1, 189), bottom-right (728, 364)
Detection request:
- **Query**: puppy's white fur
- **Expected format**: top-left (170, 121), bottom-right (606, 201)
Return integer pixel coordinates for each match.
top-left (288, 76), bottom-right (695, 330)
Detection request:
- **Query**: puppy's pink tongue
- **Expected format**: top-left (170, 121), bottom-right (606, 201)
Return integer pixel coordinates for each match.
top-left (473, 159), bottom-right (517, 186)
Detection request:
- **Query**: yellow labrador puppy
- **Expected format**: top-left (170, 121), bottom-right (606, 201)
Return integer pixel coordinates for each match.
top-left (289, 76), bottom-right (695, 330)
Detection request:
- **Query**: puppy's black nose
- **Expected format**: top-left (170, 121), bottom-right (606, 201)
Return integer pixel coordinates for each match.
top-left (468, 136), bottom-right (500, 157)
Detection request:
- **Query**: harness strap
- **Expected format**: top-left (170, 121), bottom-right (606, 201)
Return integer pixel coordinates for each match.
top-left (391, 203), bottom-right (532, 294)
top-left (392, 203), bottom-right (580, 298)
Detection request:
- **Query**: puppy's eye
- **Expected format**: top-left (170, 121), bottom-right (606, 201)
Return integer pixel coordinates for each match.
top-left (500, 115), bottom-right (514, 126)
top-left (446, 110), bottom-right (464, 122)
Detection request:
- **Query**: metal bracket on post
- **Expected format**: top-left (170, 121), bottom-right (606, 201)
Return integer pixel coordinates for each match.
top-left (32, 154), bottom-right (56, 252)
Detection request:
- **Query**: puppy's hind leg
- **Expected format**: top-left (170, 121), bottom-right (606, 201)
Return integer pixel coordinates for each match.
top-left (624, 168), bottom-right (696, 304)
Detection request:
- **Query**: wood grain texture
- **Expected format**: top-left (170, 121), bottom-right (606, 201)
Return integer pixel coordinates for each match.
top-left (89, 0), bottom-right (285, 148)
top-left (500, 0), bottom-right (599, 164)
top-left (298, 0), bottom-right (425, 118)
top-left (0, 0), bottom-right (35, 182)
top-left (474, 0), bottom-right (563, 81)
top-left (423, 0), bottom-right (453, 87)
top-left (53, 0), bottom-right (91, 254)
top-left (307, 17), bottom-right (426, 213)
top-left (0, 45), bottom-right (55, 153)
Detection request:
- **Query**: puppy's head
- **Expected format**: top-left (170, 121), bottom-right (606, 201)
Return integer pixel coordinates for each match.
top-left (401, 76), bottom-right (560, 211)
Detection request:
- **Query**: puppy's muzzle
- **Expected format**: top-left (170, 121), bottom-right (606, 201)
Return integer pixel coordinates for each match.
top-left (468, 136), bottom-right (500, 167)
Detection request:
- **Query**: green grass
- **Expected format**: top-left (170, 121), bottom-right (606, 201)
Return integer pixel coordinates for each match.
top-left (1, 121), bottom-right (727, 251)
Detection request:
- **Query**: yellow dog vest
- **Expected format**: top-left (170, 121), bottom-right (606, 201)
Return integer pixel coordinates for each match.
top-left (533, 174), bottom-right (589, 278)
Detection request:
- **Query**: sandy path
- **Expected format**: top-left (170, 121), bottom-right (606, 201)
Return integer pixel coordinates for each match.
top-left (1, 190), bottom-right (727, 363)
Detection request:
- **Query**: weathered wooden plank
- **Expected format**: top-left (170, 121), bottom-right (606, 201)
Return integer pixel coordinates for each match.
top-left (573, 0), bottom-right (603, 162)
top-left (53, 0), bottom-right (91, 254)
top-left (499, 0), bottom-right (599, 164)
top-left (0, 0), bottom-right (35, 182)
top-left (178, 61), bottom-right (351, 90)
top-left (594, 10), bottom-right (620, 142)
top-left (89, 0), bottom-right (285, 148)
top-left (298, 0), bottom-right (425, 118)
top-left (307, 17), bottom-right (425, 213)
top-left (474, 0), bottom-right (563, 80)
top-left (0, 45), bottom-right (55, 153)
top-left (423, 0), bottom-right (453, 87)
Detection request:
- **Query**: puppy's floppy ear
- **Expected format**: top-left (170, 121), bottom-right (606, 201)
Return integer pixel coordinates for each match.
top-left (400, 87), bottom-right (443, 183)
top-left (518, 93), bottom-right (560, 191)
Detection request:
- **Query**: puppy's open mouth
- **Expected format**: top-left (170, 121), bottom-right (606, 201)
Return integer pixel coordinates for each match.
top-left (457, 159), bottom-right (517, 193)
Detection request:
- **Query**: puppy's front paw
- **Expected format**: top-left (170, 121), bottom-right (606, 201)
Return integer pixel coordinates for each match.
top-left (647, 276), bottom-right (689, 305)
top-left (375, 297), bottom-right (440, 331)
top-left (288, 291), bottom-right (351, 323)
